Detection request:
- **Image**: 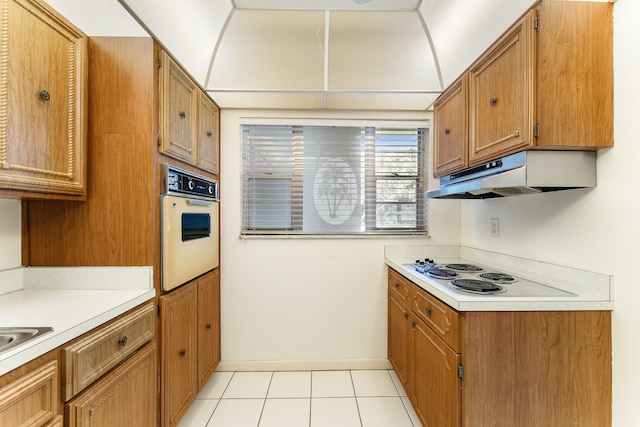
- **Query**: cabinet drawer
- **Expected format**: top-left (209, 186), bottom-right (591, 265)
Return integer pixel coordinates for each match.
top-left (388, 269), bottom-right (411, 305)
top-left (62, 302), bottom-right (155, 401)
top-left (412, 287), bottom-right (460, 352)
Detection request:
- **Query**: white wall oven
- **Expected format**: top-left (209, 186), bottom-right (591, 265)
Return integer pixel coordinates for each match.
top-left (161, 164), bottom-right (219, 291)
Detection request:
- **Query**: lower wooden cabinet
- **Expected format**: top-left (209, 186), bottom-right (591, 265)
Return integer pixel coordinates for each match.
top-left (387, 267), bottom-right (612, 427)
top-left (0, 360), bottom-right (59, 427)
top-left (66, 343), bottom-right (157, 426)
top-left (160, 268), bottom-right (221, 427)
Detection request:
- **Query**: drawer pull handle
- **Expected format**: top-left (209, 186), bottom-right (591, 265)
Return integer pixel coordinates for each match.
top-left (490, 97), bottom-right (498, 106)
top-left (180, 349), bottom-right (186, 357)
top-left (206, 323), bottom-right (212, 330)
top-left (207, 130), bottom-right (213, 137)
top-left (425, 307), bottom-right (432, 316)
top-left (118, 336), bottom-right (128, 347)
top-left (403, 312), bottom-right (409, 320)
top-left (179, 111), bottom-right (186, 119)
top-left (39, 89), bottom-right (51, 101)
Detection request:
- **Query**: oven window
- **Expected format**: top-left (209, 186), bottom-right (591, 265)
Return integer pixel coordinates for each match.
top-left (182, 213), bottom-right (211, 241)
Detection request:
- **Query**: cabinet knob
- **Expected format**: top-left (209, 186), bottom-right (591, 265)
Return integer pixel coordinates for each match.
top-left (410, 321), bottom-right (416, 328)
top-left (179, 111), bottom-right (186, 119)
top-left (490, 97), bottom-right (498, 106)
top-left (425, 307), bottom-right (432, 316)
top-left (206, 323), bottom-right (212, 330)
top-left (207, 131), bottom-right (213, 137)
top-left (444, 128), bottom-right (450, 135)
top-left (394, 283), bottom-right (399, 289)
top-left (403, 312), bottom-right (409, 320)
top-left (118, 336), bottom-right (128, 347)
top-left (179, 349), bottom-right (186, 357)
top-left (39, 90), bottom-right (51, 101)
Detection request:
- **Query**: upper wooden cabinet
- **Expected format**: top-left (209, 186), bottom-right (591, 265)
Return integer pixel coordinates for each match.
top-left (433, 1), bottom-right (613, 176)
top-left (159, 50), bottom-right (199, 166)
top-left (159, 50), bottom-right (220, 174)
top-left (197, 93), bottom-right (220, 174)
top-left (433, 75), bottom-right (468, 178)
top-left (0, 0), bottom-right (87, 197)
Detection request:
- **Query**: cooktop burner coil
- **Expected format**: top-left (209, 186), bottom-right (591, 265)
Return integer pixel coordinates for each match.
top-left (450, 279), bottom-right (504, 294)
top-left (445, 263), bottom-right (484, 272)
top-left (425, 268), bottom-right (459, 280)
top-left (478, 272), bottom-right (517, 283)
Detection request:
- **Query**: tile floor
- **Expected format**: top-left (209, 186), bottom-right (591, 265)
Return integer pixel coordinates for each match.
top-left (177, 369), bottom-right (423, 427)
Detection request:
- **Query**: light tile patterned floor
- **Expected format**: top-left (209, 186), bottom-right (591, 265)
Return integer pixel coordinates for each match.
top-left (177, 369), bottom-right (423, 427)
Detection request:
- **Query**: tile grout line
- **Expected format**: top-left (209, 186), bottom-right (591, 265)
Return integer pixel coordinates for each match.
top-left (255, 371), bottom-right (274, 427)
top-left (349, 370), bottom-right (365, 427)
top-left (387, 369), bottom-right (419, 427)
top-left (204, 371), bottom-right (236, 427)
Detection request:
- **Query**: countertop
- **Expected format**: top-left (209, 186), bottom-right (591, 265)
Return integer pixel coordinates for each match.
top-left (0, 266), bottom-right (155, 376)
top-left (385, 245), bottom-right (613, 312)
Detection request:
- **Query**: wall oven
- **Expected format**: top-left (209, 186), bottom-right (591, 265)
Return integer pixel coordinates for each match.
top-left (161, 164), bottom-right (219, 291)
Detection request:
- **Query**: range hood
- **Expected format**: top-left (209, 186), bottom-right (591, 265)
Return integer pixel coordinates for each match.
top-left (427, 151), bottom-right (596, 199)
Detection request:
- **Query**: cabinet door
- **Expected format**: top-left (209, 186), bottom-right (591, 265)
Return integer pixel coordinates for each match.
top-left (468, 11), bottom-right (535, 165)
top-left (159, 50), bottom-right (198, 165)
top-left (0, 360), bottom-right (58, 427)
top-left (161, 283), bottom-right (198, 427)
top-left (433, 75), bottom-right (468, 178)
top-left (410, 318), bottom-right (460, 427)
top-left (0, 0), bottom-right (87, 196)
top-left (66, 343), bottom-right (157, 427)
top-left (388, 294), bottom-right (410, 390)
top-left (197, 269), bottom-right (221, 389)
top-left (197, 93), bottom-right (220, 174)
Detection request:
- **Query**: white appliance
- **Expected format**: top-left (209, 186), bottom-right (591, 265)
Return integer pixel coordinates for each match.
top-left (161, 164), bottom-right (219, 291)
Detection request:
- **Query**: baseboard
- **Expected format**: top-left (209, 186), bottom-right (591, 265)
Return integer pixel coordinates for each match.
top-left (216, 358), bottom-right (393, 372)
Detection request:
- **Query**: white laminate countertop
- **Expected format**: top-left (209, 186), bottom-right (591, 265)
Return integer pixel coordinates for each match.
top-left (0, 266), bottom-right (156, 376)
top-left (385, 245), bottom-right (614, 312)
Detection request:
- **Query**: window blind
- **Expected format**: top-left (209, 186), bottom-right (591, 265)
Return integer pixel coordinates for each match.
top-left (241, 124), bottom-right (428, 236)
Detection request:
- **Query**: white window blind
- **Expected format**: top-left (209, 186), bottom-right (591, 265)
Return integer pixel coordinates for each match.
top-left (241, 125), bottom-right (428, 236)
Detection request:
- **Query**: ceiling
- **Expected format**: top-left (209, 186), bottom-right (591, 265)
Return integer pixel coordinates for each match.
top-left (45, 0), bottom-right (611, 111)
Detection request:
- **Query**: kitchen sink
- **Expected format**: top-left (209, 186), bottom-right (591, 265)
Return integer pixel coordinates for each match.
top-left (0, 327), bottom-right (53, 355)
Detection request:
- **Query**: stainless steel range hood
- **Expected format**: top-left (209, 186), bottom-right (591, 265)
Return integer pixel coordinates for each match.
top-left (427, 151), bottom-right (596, 199)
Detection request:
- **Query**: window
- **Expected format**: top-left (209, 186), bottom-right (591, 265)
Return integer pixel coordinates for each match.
top-left (241, 124), bottom-right (428, 236)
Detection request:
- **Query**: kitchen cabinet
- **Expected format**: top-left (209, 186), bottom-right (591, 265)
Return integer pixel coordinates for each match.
top-left (432, 1), bottom-right (613, 176)
top-left (160, 268), bottom-right (220, 427)
top-left (159, 50), bottom-right (221, 174)
top-left (387, 269), bottom-right (411, 388)
top-left (432, 75), bottom-right (468, 178)
top-left (0, 359), bottom-right (60, 426)
top-left (387, 267), bottom-right (611, 427)
top-left (159, 50), bottom-right (199, 166)
top-left (66, 343), bottom-right (157, 427)
top-left (0, 0), bottom-right (87, 198)
top-left (62, 302), bottom-right (155, 401)
top-left (198, 268), bottom-right (221, 389)
top-left (197, 92), bottom-right (221, 175)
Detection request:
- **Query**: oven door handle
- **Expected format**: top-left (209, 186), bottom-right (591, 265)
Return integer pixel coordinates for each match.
top-left (186, 199), bottom-right (214, 207)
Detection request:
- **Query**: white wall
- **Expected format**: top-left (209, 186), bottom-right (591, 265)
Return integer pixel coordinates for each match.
top-left (451, 0), bottom-right (639, 424)
top-left (0, 199), bottom-right (21, 271)
top-left (218, 109), bottom-right (460, 369)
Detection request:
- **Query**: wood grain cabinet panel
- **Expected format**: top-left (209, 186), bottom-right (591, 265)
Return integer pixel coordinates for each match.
top-left (433, 75), bottom-right (468, 177)
top-left (197, 93), bottom-right (220, 175)
top-left (159, 50), bottom-right (199, 166)
top-left (0, 360), bottom-right (58, 427)
top-left (66, 343), bottom-right (157, 427)
top-left (62, 302), bottom-right (155, 401)
top-left (160, 282), bottom-right (198, 427)
top-left (198, 268), bottom-right (221, 389)
top-left (0, 0), bottom-right (87, 198)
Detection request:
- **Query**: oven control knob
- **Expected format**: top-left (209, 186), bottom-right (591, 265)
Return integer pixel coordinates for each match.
top-left (187, 179), bottom-right (195, 190)
top-left (208, 184), bottom-right (214, 195)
